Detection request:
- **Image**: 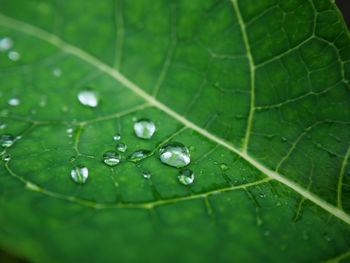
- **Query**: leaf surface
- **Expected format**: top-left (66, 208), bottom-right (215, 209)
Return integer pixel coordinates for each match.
top-left (0, 0), bottom-right (350, 262)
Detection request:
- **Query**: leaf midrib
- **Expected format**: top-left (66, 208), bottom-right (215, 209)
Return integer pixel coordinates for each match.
top-left (0, 13), bottom-right (349, 224)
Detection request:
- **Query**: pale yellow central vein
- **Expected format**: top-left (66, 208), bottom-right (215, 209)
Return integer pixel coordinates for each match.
top-left (0, 13), bottom-right (349, 224)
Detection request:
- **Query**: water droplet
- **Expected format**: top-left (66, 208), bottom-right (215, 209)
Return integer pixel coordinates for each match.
top-left (0, 37), bottom-right (13, 51)
top-left (39, 96), bottom-right (47, 107)
top-left (66, 128), bottom-right (73, 133)
top-left (71, 165), bottom-right (88, 184)
top-left (52, 68), bottom-right (62, 77)
top-left (102, 151), bottom-right (121, 167)
top-left (143, 170), bottom-right (151, 179)
top-left (220, 163), bottom-right (229, 171)
top-left (0, 123), bottom-right (6, 130)
top-left (77, 90), bottom-right (99, 107)
top-left (8, 51), bottom-right (20, 61)
top-left (134, 119), bottom-right (156, 139)
top-left (0, 134), bottom-right (14, 148)
top-left (259, 192), bottom-right (266, 198)
top-left (61, 105), bottom-right (69, 113)
top-left (189, 146), bottom-right (196, 151)
top-left (302, 231), bottom-right (309, 240)
top-left (159, 142), bottom-right (190, 168)
top-left (132, 117), bottom-right (137, 121)
top-left (113, 133), bottom-right (121, 141)
top-left (323, 233), bottom-right (332, 242)
top-left (178, 169), bottom-right (194, 185)
top-left (116, 143), bottom-right (127, 153)
top-left (2, 153), bottom-right (10, 161)
top-left (8, 98), bottom-right (20, 106)
top-left (127, 150), bottom-right (151, 162)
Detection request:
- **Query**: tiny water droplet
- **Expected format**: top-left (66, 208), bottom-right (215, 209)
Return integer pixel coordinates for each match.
top-left (323, 233), bottom-right (332, 242)
top-left (302, 231), bottom-right (309, 240)
top-left (134, 119), bottom-right (156, 139)
top-left (77, 90), bottom-right (99, 107)
top-left (0, 37), bottom-right (13, 51)
top-left (220, 163), bottom-right (229, 171)
top-left (159, 142), bottom-right (190, 168)
top-left (52, 68), bottom-right (62, 77)
top-left (71, 165), bottom-right (88, 184)
top-left (178, 169), bottom-right (194, 185)
top-left (66, 128), bottom-right (73, 133)
top-left (2, 153), bottom-right (11, 161)
top-left (102, 151), bottom-right (121, 167)
top-left (113, 133), bottom-right (121, 141)
top-left (39, 96), bottom-right (47, 107)
top-left (143, 170), bottom-right (151, 179)
top-left (8, 51), bottom-right (20, 61)
top-left (127, 150), bottom-right (151, 162)
top-left (259, 192), bottom-right (266, 198)
top-left (132, 117), bottom-right (137, 121)
top-left (8, 98), bottom-right (20, 106)
top-left (0, 134), bottom-right (14, 148)
top-left (116, 143), bottom-right (127, 153)
top-left (0, 123), bottom-right (6, 130)
top-left (61, 105), bottom-right (69, 113)
top-left (189, 146), bottom-right (196, 151)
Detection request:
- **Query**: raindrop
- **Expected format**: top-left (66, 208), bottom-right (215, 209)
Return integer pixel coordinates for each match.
top-left (143, 170), bottom-right (151, 179)
top-left (127, 150), bottom-right (151, 162)
top-left (102, 151), bottom-right (121, 167)
top-left (259, 192), bottom-right (266, 198)
top-left (77, 90), bottom-right (99, 107)
top-left (8, 98), bottom-right (20, 106)
top-left (0, 37), bottom-right (13, 51)
top-left (0, 123), bottom-right (6, 130)
top-left (178, 169), bottom-right (194, 185)
top-left (134, 119), bottom-right (156, 139)
top-left (220, 163), bottom-right (229, 171)
top-left (2, 153), bottom-right (11, 162)
top-left (8, 51), bottom-right (20, 61)
top-left (52, 67), bottom-right (62, 77)
top-left (159, 142), bottom-right (190, 168)
top-left (71, 165), bottom-right (88, 184)
top-left (116, 143), bottom-right (127, 153)
top-left (113, 133), bottom-right (121, 141)
top-left (0, 134), bottom-right (14, 148)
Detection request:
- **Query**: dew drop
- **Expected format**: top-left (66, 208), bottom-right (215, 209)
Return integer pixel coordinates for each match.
top-left (0, 123), bottom-right (6, 130)
top-left (220, 163), bottom-right (229, 171)
top-left (113, 133), bottom-right (121, 141)
top-left (134, 119), bottom-right (156, 139)
top-left (8, 98), bottom-right (20, 106)
top-left (70, 165), bottom-right (88, 184)
top-left (2, 153), bottom-right (11, 162)
top-left (259, 192), bottom-right (266, 198)
top-left (52, 67), bottom-right (62, 77)
top-left (127, 150), bottom-right (151, 162)
top-left (0, 134), bottom-right (14, 148)
top-left (178, 169), bottom-right (194, 185)
top-left (143, 170), bottom-right (151, 179)
top-left (0, 37), bottom-right (13, 51)
top-left (159, 142), bottom-right (190, 168)
top-left (116, 143), bottom-right (127, 153)
top-left (102, 151), bottom-right (121, 167)
top-left (8, 51), bottom-right (20, 61)
top-left (77, 90), bottom-right (99, 107)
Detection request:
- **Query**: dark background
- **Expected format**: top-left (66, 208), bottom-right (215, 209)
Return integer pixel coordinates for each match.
top-left (0, 1), bottom-right (349, 263)
top-left (337, 0), bottom-right (350, 29)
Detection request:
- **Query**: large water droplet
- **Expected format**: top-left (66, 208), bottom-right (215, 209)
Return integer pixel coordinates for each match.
top-left (134, 119), bottom-right (156, 139)
top-left (113, 133), bottom-right (121, 141)
top-left (127, 150), bottom-right (151, 162)
top-left (116, 143), bottom-right (127, 153)
top-left (2, 153), bottom-right (11, 162)
top-left (71, 165), bottom-right (88, 184)
top-left (77, 90), bottom-right (99, 107)
top-left (8, 98), bottom-right (20, 106)
top-left (0, 134), bottom-right (14, 148)
top-left (0, 37), bottom-right (13, 51)
top-left (220, 163), bottom-right (229, 171)
top-left (178, 169), bottom-right (194, 185)
top-left (8, 51), bottom-right (20, 61)
top-left (102, 151), bottom-right (121, 167)
top-left (159, 142), bottom-right (190, 168)
top-left (143, 170), bottom-right (151, 179)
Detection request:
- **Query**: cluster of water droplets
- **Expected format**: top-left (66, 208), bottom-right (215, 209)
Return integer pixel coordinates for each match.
top-left (0, 37), bottom-right (21, 62)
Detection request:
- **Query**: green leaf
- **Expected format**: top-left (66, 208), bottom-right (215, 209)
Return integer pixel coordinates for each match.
top-left (0, 0), bottom-right (350, 262)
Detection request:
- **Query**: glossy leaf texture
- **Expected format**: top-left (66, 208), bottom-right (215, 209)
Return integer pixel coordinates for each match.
top-left (0, 0), bottom-right (350, 262)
